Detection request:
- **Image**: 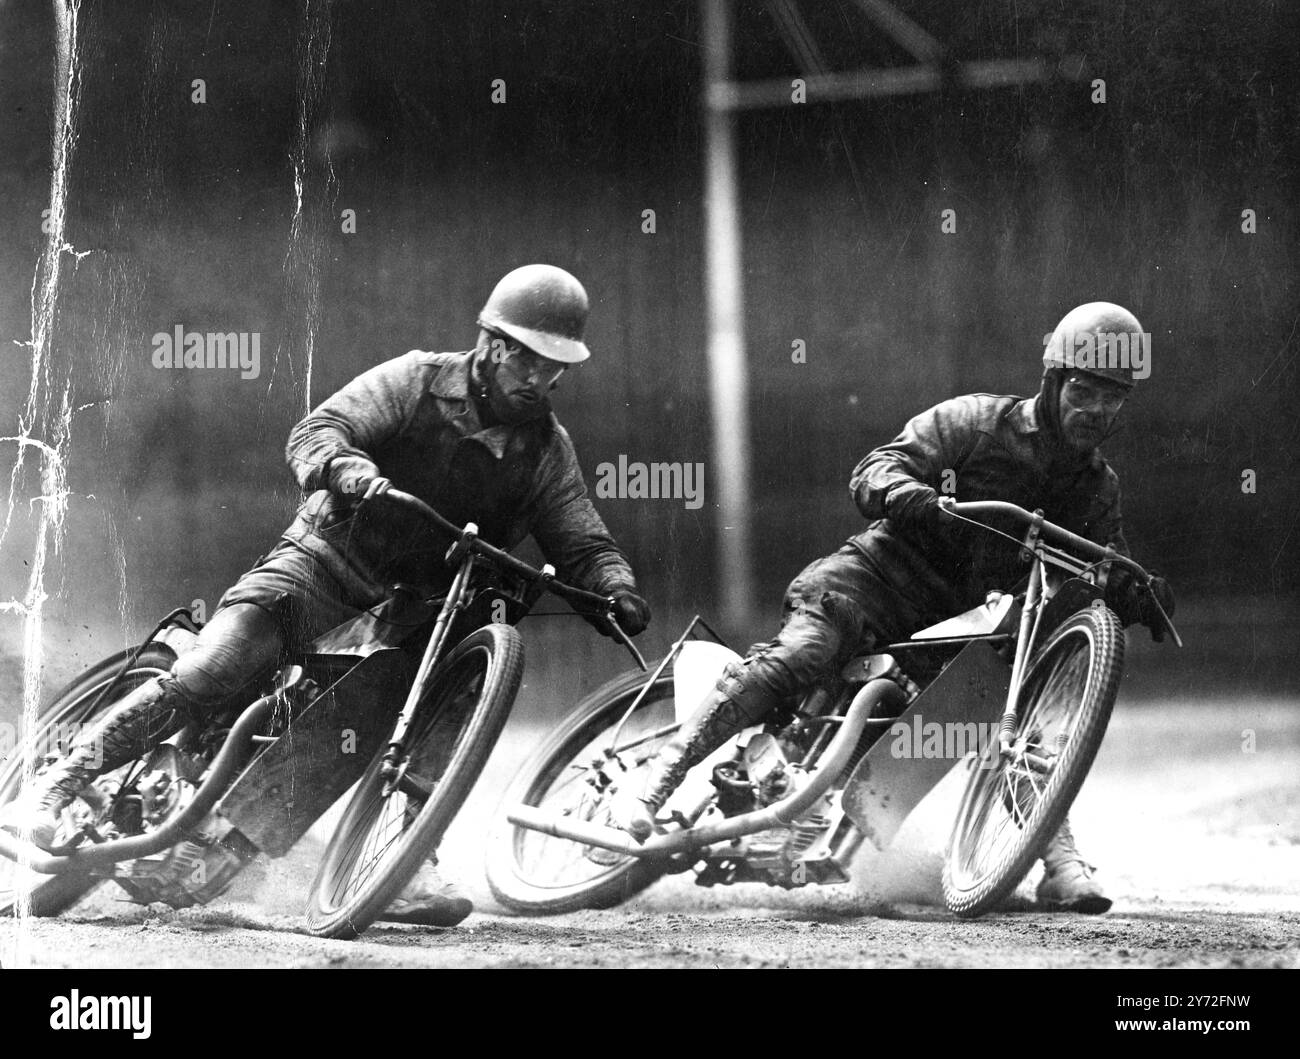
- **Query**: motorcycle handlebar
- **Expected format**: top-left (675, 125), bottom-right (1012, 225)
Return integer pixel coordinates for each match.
top-left (369, 487), bottom-right (615, 614)
top-left (937, 499), bottom-right (1148, 580)
top-left (938, 498), bottom-right (1181, 647)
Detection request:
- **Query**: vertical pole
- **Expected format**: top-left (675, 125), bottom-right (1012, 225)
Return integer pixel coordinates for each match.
top-left (702, 0), bottom-right (754, 631)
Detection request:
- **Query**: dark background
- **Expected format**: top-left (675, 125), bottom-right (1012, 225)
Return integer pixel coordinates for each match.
top-left (1, 0), bottom-right (1296, 713)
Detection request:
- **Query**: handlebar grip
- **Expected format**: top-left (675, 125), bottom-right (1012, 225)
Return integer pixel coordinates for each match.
top-left (548, 581), bottom-right (614, 612)
top-left (376, 487), bottom-right (459, 536)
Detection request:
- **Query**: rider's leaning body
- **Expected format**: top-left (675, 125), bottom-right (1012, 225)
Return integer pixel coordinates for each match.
top-left (282, 349), bottom-right (639, 610)
top-left (614, 302), bottom-right (1174, 915)
top-left (842, 386), bottom-right (1128, 641)
top-left (4, 265), bottom-right (651, 927)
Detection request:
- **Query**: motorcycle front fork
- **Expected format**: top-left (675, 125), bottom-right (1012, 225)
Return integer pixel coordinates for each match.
top-left (380, 547), bottom-right (476, 798)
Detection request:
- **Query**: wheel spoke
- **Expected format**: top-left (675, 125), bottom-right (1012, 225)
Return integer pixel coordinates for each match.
top-left (311, 637), bottom-right (523, 925)
top-left (511, 693), bottom-right (675, 890)
top-left (330, 789), bottom-right (410, 906)
top-left (946, 613), bottom-right (1117, 912)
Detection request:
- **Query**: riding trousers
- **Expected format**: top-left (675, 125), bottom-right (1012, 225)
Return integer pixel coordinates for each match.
top-left (162, 539), bottom-right (382, 714)
top-left (713, 543), bottom-right (953, 722)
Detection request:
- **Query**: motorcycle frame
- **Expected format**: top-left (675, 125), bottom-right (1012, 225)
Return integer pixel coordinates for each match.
top-left (0, 545), bottom-right (491, 877)
top-left (1, 492), bottom-right (630, 877)
top-left (508, 502), bottom-right (1180, 861)
top-left (379, 525), bottom-right (479, 798)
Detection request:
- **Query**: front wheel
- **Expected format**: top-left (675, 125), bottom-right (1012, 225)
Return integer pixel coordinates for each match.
top-left (942, 602), bottom-right (1124, 918)
top-left (304, 623), bottom-right (524, 939)
top-left (484, 666), bottom-right (677, 916)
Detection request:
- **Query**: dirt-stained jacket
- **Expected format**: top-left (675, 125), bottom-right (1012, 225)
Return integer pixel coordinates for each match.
top-left (848, 392), bottom-right (1128, 619)
top-left (282, 350), bottom-right (637, 600)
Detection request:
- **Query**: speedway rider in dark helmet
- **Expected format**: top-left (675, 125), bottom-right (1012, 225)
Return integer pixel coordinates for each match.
top-left (613, 301), bottom-right (1173, 914)
top-left (3, 264), bottom-right (651, 926)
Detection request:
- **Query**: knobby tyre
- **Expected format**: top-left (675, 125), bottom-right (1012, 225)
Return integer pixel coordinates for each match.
top-left (304, 623), bottom-right (524, 938)
top-left (942, 603), bottom-right (1124, 918)
top-left (484, 665), bottom-right (676, 915)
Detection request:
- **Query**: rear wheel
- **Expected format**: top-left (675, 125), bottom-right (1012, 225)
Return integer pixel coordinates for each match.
top-left (304, 623), bottom-right (524, 939)
top-left (485, 666), bottom-right (676, 916)
top-left (0, 646), bottom-right (177, 917)
top-left (943, 603), bottom-right (1124, 918)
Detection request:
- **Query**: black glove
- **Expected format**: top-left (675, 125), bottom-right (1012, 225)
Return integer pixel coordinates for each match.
top-left (585, 589), bottom-right (651, 639)
top-left (886, 481), bottom-right (943, 538)
top-left (1106, 567), bottom-right (1175, 642)
top-left (327, 456), bottom-right (389, 504)
top-left (1103, 565), bottom-right (1139, 623)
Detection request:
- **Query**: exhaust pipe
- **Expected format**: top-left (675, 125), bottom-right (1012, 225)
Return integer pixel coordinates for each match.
top-left (0, 692), bottom-right (277, 875)
top-left (507, 677), bottom-right (904, 859)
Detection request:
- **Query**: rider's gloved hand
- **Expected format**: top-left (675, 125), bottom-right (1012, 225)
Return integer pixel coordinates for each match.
top-left (1106, 567), bottom-right (1175, 642)
top-left (885, 481), bottom-right (943, 538)
top-left (583, 588), bottom-right (651, 639)
top-left (613, 590), bottom-right (652, 637)
top-left (328, 456), bottom-right (389, 504)
top-left (1104, 565), bottom-right (1135, 619)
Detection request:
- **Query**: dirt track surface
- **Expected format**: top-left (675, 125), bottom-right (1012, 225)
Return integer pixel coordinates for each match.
top-left (7, 697), bottom-right (1300, 969)
top-left (16, 905), bottom-right (1299, 970)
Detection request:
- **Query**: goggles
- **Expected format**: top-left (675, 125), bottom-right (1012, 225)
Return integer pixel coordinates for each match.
top-left (1062, 374), bottom-right (1128, 414)
top-left (488, 336), bottom-right (566, 386)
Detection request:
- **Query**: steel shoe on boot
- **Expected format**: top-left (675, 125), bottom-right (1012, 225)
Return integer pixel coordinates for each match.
top-left (608, 750), bottom-right (690, 843)
top-left (0, 786), bottom-right (67, 853)
top-left (609, 674), bottom-right (779, 842)
top-left (1036, 818), bottom-right (1112, 914)
top-left (381, 857), bottom-right (473, 927)
top-left (0, 676), bottom-right (188, 853)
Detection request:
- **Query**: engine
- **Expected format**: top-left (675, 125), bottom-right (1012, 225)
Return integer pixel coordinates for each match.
top-left (112, 817), bottom-right (261, 909)
top-left (695, 668), bottom-right (921, 891)
top-left (106, 745), bottom-right (261, 909)
top-left (697, 726), bottom-right (843, 889)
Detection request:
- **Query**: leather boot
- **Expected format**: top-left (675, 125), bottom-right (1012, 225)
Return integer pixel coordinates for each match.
top-left (1036, 816), bottom-right (1111, 914)
top-left (612, 676), bottom-right (776, 842)
top-left (0, 676), bottom-right (189, 852)
top-left (381, 854), bottom-right (473, 927)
